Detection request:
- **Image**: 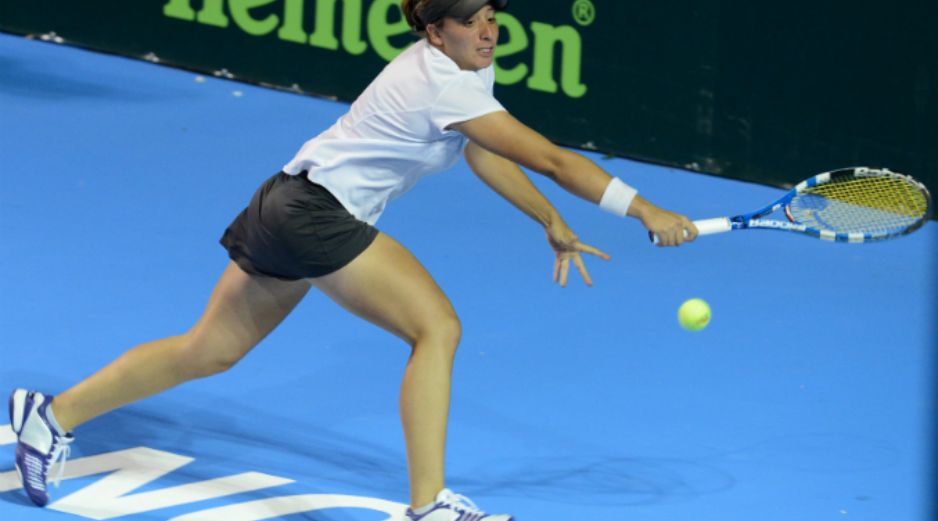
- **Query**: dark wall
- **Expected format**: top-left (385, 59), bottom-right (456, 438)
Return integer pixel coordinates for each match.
top-left (1, 0), bottom-right (935, 193)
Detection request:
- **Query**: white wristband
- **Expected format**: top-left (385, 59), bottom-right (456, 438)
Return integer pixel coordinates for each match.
top-left (599, 177), bottom-right (638, 217)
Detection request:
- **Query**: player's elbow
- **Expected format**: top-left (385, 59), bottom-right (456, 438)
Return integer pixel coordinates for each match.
top-left (531, 147), bottom-right (570, 183)
top-left (536, 148), bottom-right (576, 185)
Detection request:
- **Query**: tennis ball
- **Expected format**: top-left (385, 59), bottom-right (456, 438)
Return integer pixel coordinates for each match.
top-left (678, 298), bottom-right (711, 331)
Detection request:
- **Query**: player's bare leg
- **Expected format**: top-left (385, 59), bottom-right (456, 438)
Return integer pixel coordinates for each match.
top-left (312, 233), bottom-right (459, 509)
top-left (52, 261), bottom-right (311, 432)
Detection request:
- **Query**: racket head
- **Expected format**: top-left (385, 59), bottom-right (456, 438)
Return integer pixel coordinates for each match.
top-left (783, 167), bottom-right (932, 242)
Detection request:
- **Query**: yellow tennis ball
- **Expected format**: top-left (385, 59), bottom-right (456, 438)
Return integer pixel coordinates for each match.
top-left (678, 298), bottom-right (711, 331)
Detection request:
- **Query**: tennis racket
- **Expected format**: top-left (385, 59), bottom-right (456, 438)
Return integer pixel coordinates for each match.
top-left (651, 167), bottom-right (932, 244)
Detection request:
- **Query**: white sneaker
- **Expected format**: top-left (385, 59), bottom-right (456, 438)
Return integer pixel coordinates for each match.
top-left (9, 389), bottom-right (74, 507)
top-left (405, 488), bottom-right (514, 520)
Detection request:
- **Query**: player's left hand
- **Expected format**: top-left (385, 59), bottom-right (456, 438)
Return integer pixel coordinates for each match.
top-left (545, 220), bottom-right (610, 287)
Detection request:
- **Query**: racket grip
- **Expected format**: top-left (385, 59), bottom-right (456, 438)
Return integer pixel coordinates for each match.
top-left (694, 217), bottom-right (733, 235)
top-left (649, 217), bottom-right (732, 244)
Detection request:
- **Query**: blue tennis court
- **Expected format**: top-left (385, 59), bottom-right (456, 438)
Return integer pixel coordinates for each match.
top-left (1, 32), bottom-right (935, 520)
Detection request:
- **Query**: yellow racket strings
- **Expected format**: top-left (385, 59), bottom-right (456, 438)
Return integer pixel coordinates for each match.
top-left (790, 175), bottom-right (929, 234)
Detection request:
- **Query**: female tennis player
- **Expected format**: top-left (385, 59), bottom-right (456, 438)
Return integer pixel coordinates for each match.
top-left (9, 0), bottom-right (697, 518)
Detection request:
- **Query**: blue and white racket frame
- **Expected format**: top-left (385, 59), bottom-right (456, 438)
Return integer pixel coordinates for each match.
top-left (662, 167), bottom-right (932, 244)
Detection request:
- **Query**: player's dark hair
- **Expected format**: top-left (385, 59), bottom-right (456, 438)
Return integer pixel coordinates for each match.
top-left (401, 0), bottom-right (508, 35)
top-left (400, 0), bottom-right (426, 33)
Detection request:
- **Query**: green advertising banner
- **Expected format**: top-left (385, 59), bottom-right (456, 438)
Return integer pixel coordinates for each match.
top-left (1, 0), bottom-right (936, 195)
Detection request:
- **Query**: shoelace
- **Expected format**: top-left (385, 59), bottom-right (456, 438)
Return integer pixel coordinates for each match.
top-left (49, 436), bottom-right (73, 488)
top-left (442, 492), bottom-right (487, 521)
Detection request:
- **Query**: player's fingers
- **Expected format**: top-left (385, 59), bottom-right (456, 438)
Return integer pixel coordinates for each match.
top-left (573, 254), bottom-right (593, 286)
top-left (659, 229), bottom-right (683, 247)
top-left (674, 223), bottom-right (688, 245)
top-left (576, 241), bottom-right (611, 260)
top-left (559, 256), bottom-right (570, 287)
top-left (683, 218), bottom-right (699, 241)
top-left (553, 256), bottom-right (560, 283)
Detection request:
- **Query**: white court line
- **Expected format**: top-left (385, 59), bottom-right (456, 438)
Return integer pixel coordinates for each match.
top-left (0, 425), bottom-right (20, 492)
top-left (0, 424), bottom-right (15, 445)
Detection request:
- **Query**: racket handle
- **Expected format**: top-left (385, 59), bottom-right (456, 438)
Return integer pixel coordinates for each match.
top-left (649, 217), bottom-right (732, 244)
top-left (694, 217), bottom-right (733, 235)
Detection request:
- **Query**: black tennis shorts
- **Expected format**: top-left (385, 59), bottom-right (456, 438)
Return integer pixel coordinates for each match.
top-left (220, 172), bottom-right (379, 280)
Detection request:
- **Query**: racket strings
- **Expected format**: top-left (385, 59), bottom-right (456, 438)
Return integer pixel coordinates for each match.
top-left (789, 175), bottom-right (929, 235)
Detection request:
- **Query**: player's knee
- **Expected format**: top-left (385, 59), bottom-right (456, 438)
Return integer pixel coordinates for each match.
top-left (177, 331), bottom-right (249, 378)
top-left (201, 349), bottom-right (245, 377)
top-left (414, 312), bottom-right (462, 355)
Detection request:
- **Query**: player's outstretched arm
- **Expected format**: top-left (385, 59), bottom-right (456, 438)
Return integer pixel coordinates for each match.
top-left (453, 111), bottom-right (697, 246)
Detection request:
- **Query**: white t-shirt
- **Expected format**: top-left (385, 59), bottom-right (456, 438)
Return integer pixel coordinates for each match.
top-left (283, 39), bottom-right (506, 225)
